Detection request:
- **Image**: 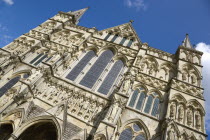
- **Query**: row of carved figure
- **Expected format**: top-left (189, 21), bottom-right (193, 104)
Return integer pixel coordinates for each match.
top-left (34, 81), bottom-right (107, 124)
top-left (169, 94), bottom-right (204, 132)
top-left (167, 124), bottom-right (205, 140)
top-left (135, 56), bottom-right (201, 87)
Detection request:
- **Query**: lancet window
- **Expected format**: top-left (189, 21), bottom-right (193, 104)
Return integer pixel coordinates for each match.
top-left (29, 53), bottom-right (52, 66)
top-left (65, 49), bottom-right (124, 95)
top-left (127, 39), bottom-right (133, 47)
top-left (128, 88), bottom-right (160, 118)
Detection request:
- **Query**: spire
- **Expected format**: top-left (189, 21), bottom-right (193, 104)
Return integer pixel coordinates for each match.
top-left (68, 7), bottom-right (89, 24)
top-left (182, 34), bottom-right (193, 48)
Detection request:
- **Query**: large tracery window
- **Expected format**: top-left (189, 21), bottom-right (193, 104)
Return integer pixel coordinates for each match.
top-left (128, 88), bottom-right (160, 118)
top-left (97, 60), bottom-right (124, 95)
top-left (79, 50), bottom-right (114, 89)
top-left (65, 51), bottom-right (95, 81)
top-left (119, 123), bottom-right (147, 140)
top-left (65, 49), bottom-right (125, 96)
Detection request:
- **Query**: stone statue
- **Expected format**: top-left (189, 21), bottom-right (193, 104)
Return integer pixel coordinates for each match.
top-left (122, 72), bottom-right (131, 95)
top-left (195, 111), bottom-right (201, 128)
top-left (55, 105), bottom-right (64, 116)
top-left (108, 102), bottom-right (120, 122)
top-left (187, 109), bottom-right (193, 125)
top-left (167, 129), bottom-right (175, 140)
top-left (170, 103), bottom-right (176, 118)
top-left (178, 105), bottom-right (184, 121)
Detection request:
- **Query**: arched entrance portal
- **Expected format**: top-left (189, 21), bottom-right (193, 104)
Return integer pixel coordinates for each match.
top-left (0, 123), bottom-right (13, 139)
top-left (17, 122), bottom-right (57, 140)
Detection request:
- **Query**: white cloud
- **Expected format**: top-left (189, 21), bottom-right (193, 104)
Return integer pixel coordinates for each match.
top-left (124, 0), bottom-right (147, 11)
top-left (2, 0), bottom-right (14, 5)
top-left (195, 42), bottom-right (210, 132)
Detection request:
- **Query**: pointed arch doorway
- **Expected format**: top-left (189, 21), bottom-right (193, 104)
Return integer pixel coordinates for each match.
top-left (17, 122), bottom-right (58, 140)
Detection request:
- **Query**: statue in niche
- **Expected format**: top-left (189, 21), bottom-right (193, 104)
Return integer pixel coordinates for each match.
top-left (167, 129), bottom-right (175, 140)
top-left (0, 91), bottom-right (14, 108)
top-left (178, 105), bottom-right (184, 122)
top-left (187, 109), bottom-right (193, 126)
top-left (182, 72), bottom-right (187, 81)
top-left (107, 102), bottom-right (120, 122)
top-left (55, 105), bottom-right (64, 116)
top-left (139, 63), bottom-right (145, 71)
top-left (121, 72), bottom-right (132, 95)
top-left (170, 103), bottom-right (176, 118)
top-left (195, 111), bottom-right (201, 128)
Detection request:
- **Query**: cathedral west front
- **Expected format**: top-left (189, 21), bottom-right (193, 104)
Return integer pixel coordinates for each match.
top-left (0, 8), bottom-right (207, 140)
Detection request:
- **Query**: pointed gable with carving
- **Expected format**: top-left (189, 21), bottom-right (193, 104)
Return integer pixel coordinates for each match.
top-left (96, 22), bottom-right (142, 50)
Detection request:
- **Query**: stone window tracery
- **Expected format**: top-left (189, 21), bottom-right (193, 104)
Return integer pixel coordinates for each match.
top-left (128, 88), bottom-right (160, 118)
top-left (97, 60), bottom-right (124, 95)
top-left (119, 123), bottom-right (147, 140)
top-left (65, 50), bottom-right (95, 81)
top-left (65, 49), bottom-right (124, 95)
top-left (80, 50), bottom-right (114, 88)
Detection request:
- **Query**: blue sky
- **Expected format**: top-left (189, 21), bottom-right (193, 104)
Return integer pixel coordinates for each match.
top-left (0, 0), bottom-right (210, 136)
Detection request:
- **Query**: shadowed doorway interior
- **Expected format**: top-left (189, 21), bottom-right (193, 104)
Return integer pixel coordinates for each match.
top-left (0, 123), bottom-right (13, 140)
top-left (17, 122), bottom-right (57, 140)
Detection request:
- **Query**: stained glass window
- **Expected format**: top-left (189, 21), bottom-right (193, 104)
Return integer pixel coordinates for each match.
top-left (151, 98), bottom-right (160, 117)
top-left (80, 50), bottom-right (113, 88)
top-left (30, 53), bottom-right (43, 64)
top-left (136, 92), bottom-right (146, 110)
top-left (128, 90), bottom-right (139, 107)
top-left (66, 51), bottom-right (95, 81)
top-left (133, 124), bottom-right (141, 131)
top-left (97, 60), bottom-right (124, 95)
top-left (0, 76), bottom-right (20, 97)
top-left (144, 95), bottom-right (154, 114)
top-left (119, 128), bottom-right (132, 140)
top-left (104, 33), bottom-right (111, 41)
top-left (120, 37), bottom-right (127, 45)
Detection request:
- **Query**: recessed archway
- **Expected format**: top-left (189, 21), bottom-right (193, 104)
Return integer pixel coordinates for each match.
top-left (0, 123), bottom-right (13, 139)
top-left (17, 122), bottom-right (58, 140)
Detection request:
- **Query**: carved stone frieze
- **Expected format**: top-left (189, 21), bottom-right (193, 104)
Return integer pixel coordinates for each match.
top-left (136, 72), bottom-right (168, 90)
top-left (171, 79), bottom-right (203, 98)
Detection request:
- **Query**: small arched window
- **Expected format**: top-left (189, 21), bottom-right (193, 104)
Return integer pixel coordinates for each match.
top-left (80, 50), bottom-right (114, 88)
top-left (128, 88), bottom-right (146, 110)
top-left (0, 76), bottom-right (20, 97)
top-left (128, 89), bottom-right (139, 107)
top-left (66, 51), bottom-right (95, 81)
top-left (29, 53), bottom-right (51, 66)
top-left (97, 60), bottom-right (124, 95)
top-left (136, 92), bottom-right (146, 110)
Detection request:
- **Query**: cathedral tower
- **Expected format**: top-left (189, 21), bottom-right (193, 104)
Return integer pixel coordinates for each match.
top-left (0, 8), bottom-right (207, 140)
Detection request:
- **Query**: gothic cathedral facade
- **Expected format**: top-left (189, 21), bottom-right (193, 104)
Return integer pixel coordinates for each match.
top-left (0, 8), bottom-right (207, 140)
